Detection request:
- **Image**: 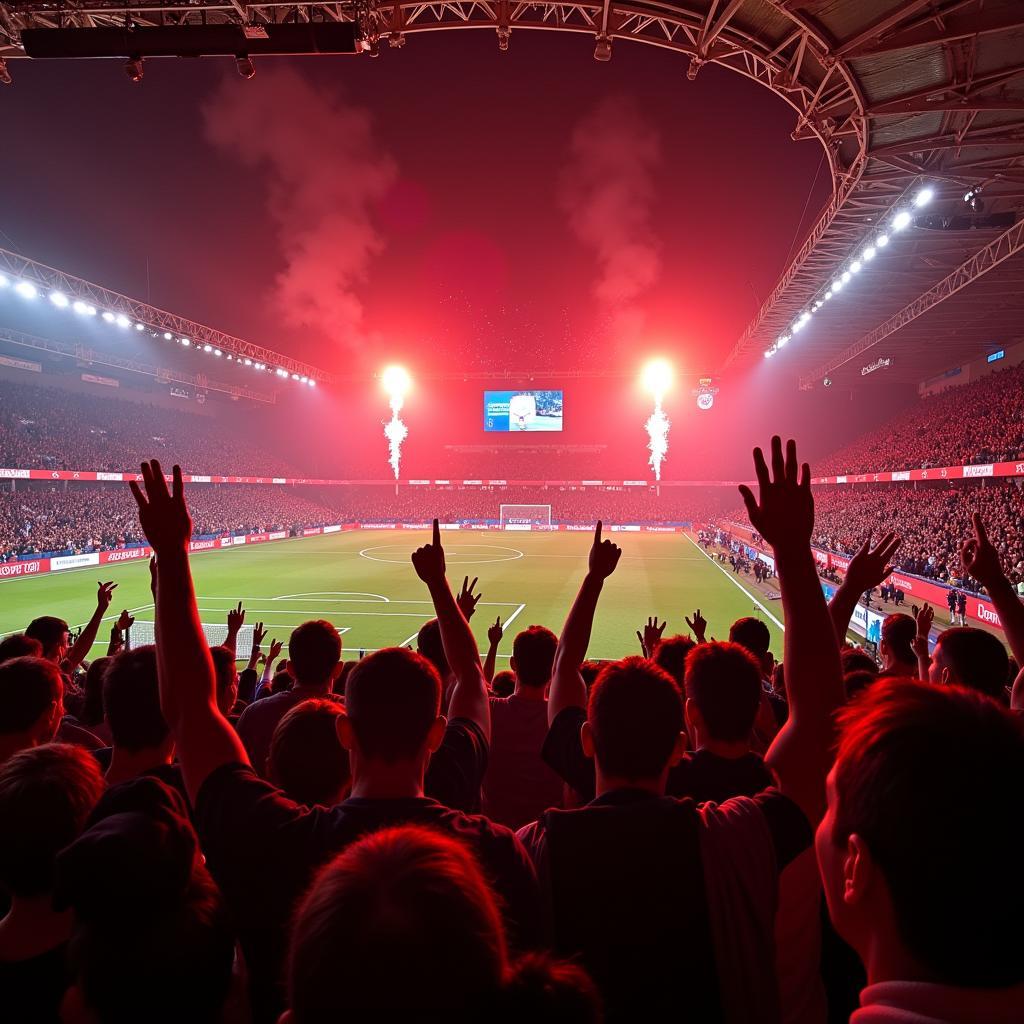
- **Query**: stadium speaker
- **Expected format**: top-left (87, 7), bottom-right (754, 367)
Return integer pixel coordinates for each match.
top-left (21, 23), bottom-right (359, 59)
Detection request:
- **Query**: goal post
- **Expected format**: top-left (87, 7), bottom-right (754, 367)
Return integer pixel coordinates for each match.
top-left (130, 620), bottom-right (259, 654)
top-left (500, 504), bottom-right (552, 529)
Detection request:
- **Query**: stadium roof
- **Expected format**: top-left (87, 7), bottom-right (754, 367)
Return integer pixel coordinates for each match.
top-left (2, 1), bottom-right (1022, 390)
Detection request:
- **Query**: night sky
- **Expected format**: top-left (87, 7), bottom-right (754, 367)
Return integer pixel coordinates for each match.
top-left (2, 30), bottom-right (830, 377)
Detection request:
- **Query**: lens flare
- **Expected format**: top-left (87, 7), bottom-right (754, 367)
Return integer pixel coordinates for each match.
top-left (641, 359), bottom-right (672, 481)
top-left (382, 366), bottom-right (411, 479)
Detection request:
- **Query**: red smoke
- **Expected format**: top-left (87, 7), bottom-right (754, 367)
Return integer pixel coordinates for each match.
top-left (202, 67), bottom-right (397, 352)
top-left (560, 95), bottom-right (662, 337)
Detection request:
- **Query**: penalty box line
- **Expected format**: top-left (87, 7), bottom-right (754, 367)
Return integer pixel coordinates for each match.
top-left (398, 601), bottom-right (527, 651)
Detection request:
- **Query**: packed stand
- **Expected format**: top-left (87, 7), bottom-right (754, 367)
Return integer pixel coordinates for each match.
top-left (818, 363), bottom-right (1024, 475)
top-left (1, 438), bottom-right (1022, 1024)
top-left (0, 485), bottom-right (338, 560)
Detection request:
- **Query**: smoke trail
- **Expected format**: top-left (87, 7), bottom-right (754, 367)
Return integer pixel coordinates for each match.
top-left (384, 396), bottom-right (408, 480)
top-left (646, 399), bottom-right (670, 481)
top-left (560, 95), bottom-right (662, 334)
top-left (202, 68), bottom-right (397, 349)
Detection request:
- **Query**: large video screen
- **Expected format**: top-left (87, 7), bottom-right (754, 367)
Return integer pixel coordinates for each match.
top-left (484, 390), bottom-right (563, 432)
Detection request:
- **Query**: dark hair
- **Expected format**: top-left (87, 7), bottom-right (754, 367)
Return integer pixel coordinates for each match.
top-left (345, 648), bottom-right (441, 762)
top-left (416, 619), bottom-right (449, 679)
top-left (209, 646), bottom-right (237, 700)
top-left (652, 635), bottom-right (696, 687)
top-left (268, 698), bottom-right (350, 807)
top-left (288, 620), bottom-right (342, 686)
top-left (59, 789), bottom-right (235, 1024)
top-left (881, 614), bottom-right (916, 664)
top-left (840, 647), bottom-right (878, 676)
top-left (25, 615), bottom-right (69, 656)
top-left (0, 656), bottom-right (63, 735)
top-left (832, 679), bottom-right (1024, 987)
top-left (512, 626), bottom-right (557, 688)
top-left (333, 659), bottom-right (357, 695)
top-left (0, 744), bottom-right (104, 897)
top-left (934, 627), bottom-right (1009, 701)
top-left (103, 646), bottom-right (170, 752)
top-left (588, 657), bottom-right (683, 781)
top-left (728, 617), bottom-right (771, 659)
top-left (0, 632), bottom-right (43, 664)
top-left (580, 661), bottom-right (602, 690)
top-left (80, 656), bottom-right (112, 728)
top-left (289, 825), bottom-right (506, 1016)
top-left (684, 641), bottom-right (762, 743)
top-left (843, 670), bottom-right (878, 700)
top-left (491, 670), bottom-right (515, 698)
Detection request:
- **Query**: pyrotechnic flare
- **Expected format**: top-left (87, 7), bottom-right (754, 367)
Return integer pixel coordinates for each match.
top-left (381, 366), bottom-right (411, 480)
top-left (641, 359), bottom-right (673, 482)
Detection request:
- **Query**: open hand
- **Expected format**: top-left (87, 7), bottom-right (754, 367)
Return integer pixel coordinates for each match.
top-left (128, 461), bottom-right (192, 556)
top-left (685, 608), bottom-right (707, 643)
top-left (457, 576), bottom-right (482, 621)
top-left (115, 609), bottom-right (135, 631)
top-left (251, 621), bottom-right (267, 657)
top-left (845, 532), bottom-right (902, 593)
top-left (412, 519), bottom-right (446, 585)
top-left (96, 581), bottom-right (117, 612)
top-left (268, 638), bottom-right (284, 663)
top-left (738, 437), bottom-right (813, 551)
top-left (588, 521), bottom-right (622, 580)
top-left (639, 616), bottom-right (666, 657)
top-left (960, 512), bottom-right (1004, 589)
top-left (488, 616), bottom-right (503, 646)
top-left (915, 602), bottom-right (934, 639)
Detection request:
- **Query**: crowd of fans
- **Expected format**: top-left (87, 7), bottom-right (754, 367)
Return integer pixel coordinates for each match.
top-left (818, 363), bottom-right (1024, 475)
top-left (1, 439), bottom-right (1022, 1024)
top-left (0, 486), bottom-right (339, 560)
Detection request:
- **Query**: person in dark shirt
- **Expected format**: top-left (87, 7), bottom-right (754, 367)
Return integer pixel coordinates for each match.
top-left (0, 656), bottom-right (64, 765)
top-left (533, 439), bottom-right (845, 1021)
top-left (128, 467), bottom-right (540, 1022)
top-left (0, 744), bottom-right (105, 1024)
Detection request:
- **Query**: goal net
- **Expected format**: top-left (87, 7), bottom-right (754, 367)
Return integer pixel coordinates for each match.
top-left (129, 620), bottom-right (260, 654)
top-left (500, 504), bottom-right (552, 529)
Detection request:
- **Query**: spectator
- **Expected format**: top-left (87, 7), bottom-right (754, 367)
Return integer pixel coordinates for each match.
top-left (0, 657), bottom-right (64, 764)
top-left (0, 744), bottom-right (105, 1021)
top-left (878, 614), bottom-right (917, 677)
top-left (267, 698), bottom-right (350, 807)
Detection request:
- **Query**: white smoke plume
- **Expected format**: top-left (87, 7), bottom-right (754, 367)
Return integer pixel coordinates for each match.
top-left (560, 95), bottom-right (662, 332)
top-left (646, 399), bottom-right (670, 482)
top-left (384, 395), bottom-right (408, 480)
top-left (202, 67), bottom-right (397, 349)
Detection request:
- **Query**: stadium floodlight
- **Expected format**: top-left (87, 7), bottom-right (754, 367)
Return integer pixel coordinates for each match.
top-left (841, 271), bottom-right (851, 284)
top-left (308, 379), bottom-right (316, 388)
top-left (49, 290), bottom-right (69, 308)
top-left (764, 349), bottom-right (773, 359)
top-left (892, 210), bottom-right (912, 231)
top-left (824, 288), bottom-right (833, 300)
top-left (115, 314), bottom-right (130, 328)
top-left (850, 260), bottom-right (862, 273)
top-left (0, 274), bottom-right (8, 287)
top-left (914, 187), bottom-right (934, 207)
top-left (15, 281), bottom-right (38, 299)
top-left (135, 322), bottom-right (145, 331)
top-left (203, 344), bottom-right (213, 353)
top-left (243, 358), bottom-right (252, 366)
top-left (101, 310), bottom-right (116, 322)
top-left (641, 358), bottom-right (673, 399)
top-left (73, 300), bottom-right (92, 315)
top-left (862, 245), bottom-right (876, 261)
top-left (382, 365), bottom-right (411, 480)
top-left (181, 338), bottom-right (190, 347)
top-left (877, 234), bottom-right (889, 247)
top-left (777, 334), bottom-right (789, 348)
top-left (163, 332), bottom-right (172, 340)
top-left (832, 278), bottom-right (843, 292)
top-left (214, 348), bottom-right (222, 356)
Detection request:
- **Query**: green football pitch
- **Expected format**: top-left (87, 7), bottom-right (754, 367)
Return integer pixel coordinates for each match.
top-left (0, 530), bottom-right (785, 664)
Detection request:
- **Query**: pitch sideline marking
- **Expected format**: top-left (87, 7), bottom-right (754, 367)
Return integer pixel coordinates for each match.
top-left (272, 591), bottom-right (390, 602)
top-left (359, 543), bottom-right (525, 565)
top-left (683, 534), bottom-right (785, 631)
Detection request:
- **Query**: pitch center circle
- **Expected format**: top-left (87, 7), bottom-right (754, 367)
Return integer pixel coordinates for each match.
top-left (359, 543), bottom-right (524, 565)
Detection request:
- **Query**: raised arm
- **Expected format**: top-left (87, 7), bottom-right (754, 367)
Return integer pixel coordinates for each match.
top-left (739, 437), bottom-right (843, 824)
top-left (64, 581), bottom-right (117, 670)
top-left (223, 602), bottom-right (245, 655)
top-left (548, 521), bottom-right (621, 724)
top-left (960, 512), bottom-right (1024, 707)
top-left (412, 520), bottom-right (491, 743)
top-left (484, 616), bottom-right (503, 684)
top-left (827, 532), bottom-right (902, 643)
top-left (129, 461), bottom-right (248, 802)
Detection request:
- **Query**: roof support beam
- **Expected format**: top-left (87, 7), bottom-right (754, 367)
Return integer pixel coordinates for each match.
top-left (797, 217), bottom-right (1024, 389)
